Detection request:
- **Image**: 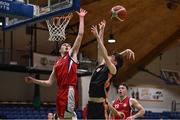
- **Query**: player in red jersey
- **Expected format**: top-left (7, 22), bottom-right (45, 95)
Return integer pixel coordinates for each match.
top-left (110, 83), bottom-right (145, 120)
top-left (24, 8), bottom-right (87, 119)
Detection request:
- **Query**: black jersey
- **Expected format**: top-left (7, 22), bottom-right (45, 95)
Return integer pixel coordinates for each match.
top-left (89, 64), bottom-right (114, 98)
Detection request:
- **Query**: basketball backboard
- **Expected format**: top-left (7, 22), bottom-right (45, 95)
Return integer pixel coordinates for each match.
top-left (0, 0), bottom-right (80, 30)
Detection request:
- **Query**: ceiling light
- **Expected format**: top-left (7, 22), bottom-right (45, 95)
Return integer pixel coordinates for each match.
top-left (108, 34), bottom-right (116, 43)
top-left (108, 39), bottom-right (116, 43)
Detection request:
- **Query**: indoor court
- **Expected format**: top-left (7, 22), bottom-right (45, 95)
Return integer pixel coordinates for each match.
top-left (0, 0), bottom-right (180, 119)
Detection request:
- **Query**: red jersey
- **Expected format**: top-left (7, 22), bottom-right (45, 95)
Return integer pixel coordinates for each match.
top-left (54, 53), bottom-right (78, 118)
top-left (111, 97), bottom-right (132, 119)
top-left (54, 53), bottom-right (78, 87)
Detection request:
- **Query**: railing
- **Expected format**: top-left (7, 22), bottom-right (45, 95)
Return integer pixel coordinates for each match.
top-left (0, 49), bottom-right (29, 66)
top-left (0, 48), bottom-right (96, 73)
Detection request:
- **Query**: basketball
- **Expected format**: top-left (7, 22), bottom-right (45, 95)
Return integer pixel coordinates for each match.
top-left (111, 5), bottom-right (128, 21)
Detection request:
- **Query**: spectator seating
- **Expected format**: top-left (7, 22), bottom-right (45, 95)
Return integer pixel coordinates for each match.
top-left (0, 104), bottom-right (180, 119)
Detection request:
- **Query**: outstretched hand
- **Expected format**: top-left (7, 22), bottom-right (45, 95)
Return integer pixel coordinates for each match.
top-left (91, 25), bottom-right (99, 38)
top-left (76, 8), bottom-right (87, 17)
top-left (99, 20), bottom-right (106, 31)
top-left (24, 76), bottom-right (34, 84)
top-left (123, 49), bottom-right (135, 60)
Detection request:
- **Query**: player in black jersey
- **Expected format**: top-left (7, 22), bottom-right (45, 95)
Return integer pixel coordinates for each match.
top-left (87, 20), bottom-right (135, 119)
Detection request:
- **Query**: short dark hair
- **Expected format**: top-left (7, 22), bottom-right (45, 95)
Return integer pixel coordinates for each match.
top-left (119, 82), bottom-right (128, 90)
top-left (59, 42), bottom-right (72, 47)
top-left (113, 52), bottom-right (124, 69)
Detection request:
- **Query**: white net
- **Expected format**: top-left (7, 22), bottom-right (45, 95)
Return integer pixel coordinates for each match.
top-left (46, 13), bottom-right (72, 41)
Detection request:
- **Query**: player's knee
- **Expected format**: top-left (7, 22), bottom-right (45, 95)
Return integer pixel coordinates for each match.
top-left (64, 111), bottom-right (76, 119)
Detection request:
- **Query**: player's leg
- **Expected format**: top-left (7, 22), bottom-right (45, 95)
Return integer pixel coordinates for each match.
top-left (87, 102), bottom-right (106, 119)
top-left (64, 86), bottom-right (77, 119)
top-left (56, 89), bottom-right (68, 118)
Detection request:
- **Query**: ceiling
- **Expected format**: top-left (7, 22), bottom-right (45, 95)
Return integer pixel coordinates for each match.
top-left (17, 0), bottom-right (180, 84)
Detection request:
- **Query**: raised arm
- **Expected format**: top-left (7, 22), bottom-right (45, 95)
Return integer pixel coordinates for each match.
top-left (69, 8), bottom-right (87, 61)
top-left (97, 20), bottom-right (106, 65)
top-left (91, 25), bottom-right (116, 75)
top-left (25, 68), bottom-right (56, 87)
top-left (127, 98), bottom-right (145, 120)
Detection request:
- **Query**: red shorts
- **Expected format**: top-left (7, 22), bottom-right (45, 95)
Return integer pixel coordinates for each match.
top-left (56, 86), bottom-right (78, 118)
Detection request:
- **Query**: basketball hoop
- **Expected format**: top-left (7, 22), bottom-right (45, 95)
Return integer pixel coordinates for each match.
top-left (46, 13), bottom-right (73, 41)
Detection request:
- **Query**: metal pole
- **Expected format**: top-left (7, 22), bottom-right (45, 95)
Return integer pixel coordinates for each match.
top-left (33, 74), bottom-right (41, 109)
top-left (2, 31), bottom-right (5, 64)
top-left (10, 31), bottom-right (13, 61)
top-left (34, 24), bottom-right (37, 52)
top-left (32, 24), bottom-right (41, 109)
top-left (48, 0), bottom-right (51, 11)
top-left (29, 26), bottom-right (33, 66)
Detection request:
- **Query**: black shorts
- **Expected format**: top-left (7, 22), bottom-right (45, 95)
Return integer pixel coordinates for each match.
top-left (87, 101), bottom-right (107, 119)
